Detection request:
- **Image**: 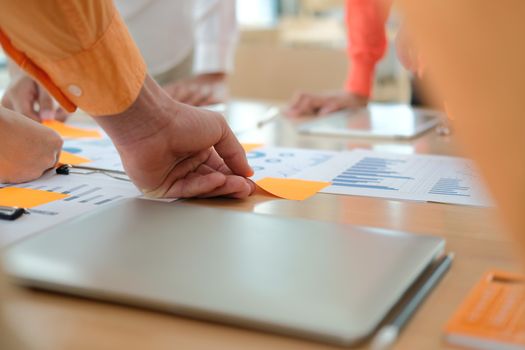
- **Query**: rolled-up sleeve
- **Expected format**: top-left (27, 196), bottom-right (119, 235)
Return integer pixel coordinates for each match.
top-left (193, 0), bottom-right (238, 74)
top-left (345, 0), bottom-right (391, 97)
top-left (0, 0), bottom-right (146, 116)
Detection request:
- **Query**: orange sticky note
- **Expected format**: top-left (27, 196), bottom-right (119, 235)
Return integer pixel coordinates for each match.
top-left (242, 143), bottom-right (263, 153)
top-left (59, 151), bottom-right (91, 165)
top-left (43, 120), bottom-right (102, 139)
top-left (0, 187), bottom-right (68, 208)
top-left (255, 177), bottom-right (331, 201)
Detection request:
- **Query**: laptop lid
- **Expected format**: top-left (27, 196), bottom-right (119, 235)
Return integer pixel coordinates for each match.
top-left (3, 199), bottom-right (444, 346)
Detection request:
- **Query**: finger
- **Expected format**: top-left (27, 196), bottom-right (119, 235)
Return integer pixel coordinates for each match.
top-left (201, 95), bottom-right (221, 106)
top-left (198, 149), bottom-right (234, 175)
top-left (12, 95), bottom-right (40, 121)
top-left (55, 108), bottom-right (70, 122)
top-left (141, 149), bottom-right (212, 196)
top-left (319, 101), bottom-right (343, 115)
top-left (165, 84), bottom-right (188, 102)
top-left (37, 87), bottom-right (55, 120)
top-left (15, 148), bottom-right (60, 184)
top-left (188, 160), bottom-right (252, 196)
top-left (213, 123), bottom-right (253, 177)
top-left (186, 85), bottom-right (212, 106)
top-left (1, 94), bottom-right (13, 109)
top-left (198, 175), bottom-right (256, 199)
top-left (285, 93), bottom-right (309, 117)
top-left (288, 92), bottom-right (307, 109)
top-left (293, 93), bottom-right (326, 116)
top-left (172, 85), bottom-right (193, 103)
top-left (164, 172), bottom-right (227, 198)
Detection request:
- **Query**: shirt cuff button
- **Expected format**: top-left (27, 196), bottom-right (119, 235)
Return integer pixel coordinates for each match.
top-left (67, 84), bottom-right (83, 97)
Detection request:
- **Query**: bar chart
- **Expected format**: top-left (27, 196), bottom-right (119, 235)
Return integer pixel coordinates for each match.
top-left (428, 178), bottom-right (471, 197)
top-left (0, 173), bottom-right (140, 247)
top-left (331, 156), bottom-right (413, 191)
top-left (295, 149), bottom-right (492, 206)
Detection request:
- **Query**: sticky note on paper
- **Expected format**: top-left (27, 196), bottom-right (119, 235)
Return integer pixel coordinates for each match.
top-left (242, 143), bottom-right (263, 153)
top-left (255, 178), bottom-right (331, 201)
top-left (59, 151), bottom-right (91, 165)
top-left (0, 187), bottom-right (68, 208)
top-left (43, 120), bottom-right (102, 139)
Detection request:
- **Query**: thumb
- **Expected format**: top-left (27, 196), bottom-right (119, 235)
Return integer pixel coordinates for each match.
top-left (213, 121), bottom-right (253, 178)
top-left (37, 86), bottom-right (55, 121)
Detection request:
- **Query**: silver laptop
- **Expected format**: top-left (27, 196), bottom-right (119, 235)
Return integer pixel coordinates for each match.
top-left (3, 199), bottom-right (444, 346)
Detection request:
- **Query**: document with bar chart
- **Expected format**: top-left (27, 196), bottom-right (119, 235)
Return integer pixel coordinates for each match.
top-left (0, 172), bottom-right (140, 247)
top-left (295, 149), bottom-right (492, 206)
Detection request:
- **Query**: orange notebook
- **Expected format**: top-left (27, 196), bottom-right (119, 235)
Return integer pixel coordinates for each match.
top-left (444, 270), bottom-right (525, 350)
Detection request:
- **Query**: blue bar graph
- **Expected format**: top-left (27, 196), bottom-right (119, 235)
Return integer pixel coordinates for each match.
top-left (331, 157), bottom-right (412, 191)
top-left (428, 178), bottom-right (471, 197)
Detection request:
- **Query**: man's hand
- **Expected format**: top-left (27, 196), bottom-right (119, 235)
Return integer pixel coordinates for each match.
top-left (163, 73), bottom-right (227, 106)
top-left (285, 91), bottom-right (369, 117)
top-left (1, 75), bottom-right (69, 122)
top-left (96, 76), bottom-right (254, 199)
top-left (0, 106), bottom-right (62, 183)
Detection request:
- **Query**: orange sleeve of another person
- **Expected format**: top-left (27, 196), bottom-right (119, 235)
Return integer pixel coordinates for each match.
top-left (345, 0), bottom-right (392, 97)
top-left (0, 0), bottom-right (146, 116)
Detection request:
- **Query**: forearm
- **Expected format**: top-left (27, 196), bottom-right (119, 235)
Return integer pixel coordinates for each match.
top-left (95, 76), bottom-right (171, 148)
top-left (345, 0), bottom-right (392, 96)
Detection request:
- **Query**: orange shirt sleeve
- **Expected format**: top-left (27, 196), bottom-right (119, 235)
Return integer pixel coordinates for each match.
top-left (345, 0), bottom-right (392, 97)
top-left (0, 0), bottom-right (146, 116)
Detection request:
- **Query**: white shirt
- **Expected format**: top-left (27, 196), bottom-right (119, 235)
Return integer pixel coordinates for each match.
top-left (115, 0), bottom-right (238, 76)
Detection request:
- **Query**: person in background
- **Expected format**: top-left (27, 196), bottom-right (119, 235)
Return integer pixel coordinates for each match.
top-left (1, 0), bottom-right (237, 122)
top-left (116, 0), bottom-right (237, 106)
top-left (286, 0), bottom-right (391, 117)
top-left (397, 0), bottom-right (525, 260)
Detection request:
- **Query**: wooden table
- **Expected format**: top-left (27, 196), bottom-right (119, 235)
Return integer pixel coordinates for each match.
top-left (8, 100), bottom-right (521, 350)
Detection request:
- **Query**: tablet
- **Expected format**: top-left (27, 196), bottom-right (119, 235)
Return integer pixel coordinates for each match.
top-left (298, 103), bottom-right (442, 140)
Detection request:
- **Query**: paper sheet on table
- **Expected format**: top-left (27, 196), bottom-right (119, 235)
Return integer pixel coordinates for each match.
top-left (256, 178), bottom-right (331, 200)
top-left (294, 149), bottom-right (492, 207)
top-left (62, 138), bottom-right (124, 172)
top-left (246, 146), bottom-right (338, 200)
top-left (0, 172), bottom-right (141, 248)
top-left (247, 147), bottom-right (338, 182)
top-left (0, 187), bottom-right (68, 208)
top-left (59, 151), bottom-right (91, 165)
top-left (43, 120), bottom-right (102, 139)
